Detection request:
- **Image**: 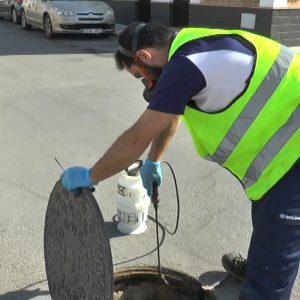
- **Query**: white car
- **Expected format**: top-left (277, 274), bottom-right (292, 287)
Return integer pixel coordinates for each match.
top-left (21, 0), bottom-right (115, 38)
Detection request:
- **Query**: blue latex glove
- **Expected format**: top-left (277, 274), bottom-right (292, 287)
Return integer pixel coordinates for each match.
top-left (140, 159), bottom-right (162, 197)
top-left (61, 166), bottom-right (96, 191)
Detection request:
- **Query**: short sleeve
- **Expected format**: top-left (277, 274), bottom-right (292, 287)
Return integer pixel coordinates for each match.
top-left (147, 55), bottom-right (206, 115)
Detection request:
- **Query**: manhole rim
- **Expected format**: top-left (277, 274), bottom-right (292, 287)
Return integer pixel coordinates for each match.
top-left (113, 265), bottom-right (216, 299)
top-left (114, 265), bottom-right (203, 286)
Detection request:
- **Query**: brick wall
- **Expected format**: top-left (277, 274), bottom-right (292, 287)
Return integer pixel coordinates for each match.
top-left (189, 5), bottom-right (300, 46)
top-left (200, 0), bottom-right (300, 7)
top-left (108, 0), bottom-right (300, 46)
top-left (271, 9), bottom-right (300, 46)
top-left (201, 0), bottom-right (259, 7)
top-left (288, 0), bottom-right (300, 6)
top-left (189, 5), bottom-right (272, 36)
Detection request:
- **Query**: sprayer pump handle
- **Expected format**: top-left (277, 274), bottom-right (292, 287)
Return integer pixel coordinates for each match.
top-left (125, 160), bottom-right (144, 176)
top-left (151, 181), bottom-right (159, 207)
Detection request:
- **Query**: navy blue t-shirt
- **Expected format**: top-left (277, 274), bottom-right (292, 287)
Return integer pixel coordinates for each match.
top-left (147, 35), bottom-right (255, 114)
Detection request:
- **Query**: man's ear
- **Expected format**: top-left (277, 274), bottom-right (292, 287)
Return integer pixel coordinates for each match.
top-left (135, 49), bottom-right (152, 64)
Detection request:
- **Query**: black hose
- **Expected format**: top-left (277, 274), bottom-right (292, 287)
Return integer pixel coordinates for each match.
top-left (161, 160), bottom-right (180, 235)
top-left (150, 161), bottom-right (181, 285)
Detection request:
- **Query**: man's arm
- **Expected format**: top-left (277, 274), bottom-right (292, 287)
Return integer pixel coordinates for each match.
top-left (89, 109), bottom-right (180, 183)
top-left (147, 116), bottom-right (181, 161)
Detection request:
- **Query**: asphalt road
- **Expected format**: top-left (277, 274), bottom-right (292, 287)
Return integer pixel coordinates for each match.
top-left (0, 19), bottom-right (299, 300)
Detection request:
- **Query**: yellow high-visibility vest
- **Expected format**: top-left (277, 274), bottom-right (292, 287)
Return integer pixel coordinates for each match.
top-left (169, 28), bottom-right (300, 200)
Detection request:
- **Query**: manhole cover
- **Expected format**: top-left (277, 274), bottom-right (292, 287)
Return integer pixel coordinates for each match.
top-left (44, 181), bottom-right (113, 300)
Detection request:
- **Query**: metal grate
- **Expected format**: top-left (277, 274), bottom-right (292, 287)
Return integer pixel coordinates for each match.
top-left (59, 23), bottom-right (114, 30)
top-left (78, 17), bottom-right (104, 21)
top-left (77, 12), bottom-right (104, 16)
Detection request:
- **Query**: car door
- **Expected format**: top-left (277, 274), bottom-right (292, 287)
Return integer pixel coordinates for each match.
top-left (28, 0), bottom-right (40, 25)
top-left (23, 0), bottom-right (35, 22)
top-left (34, 0), bottom-right (46, 27)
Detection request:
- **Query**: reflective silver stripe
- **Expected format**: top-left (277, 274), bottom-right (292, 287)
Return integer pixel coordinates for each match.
top-left (243, 104), bottom-right (300, 188)
top-left (204, 155), bottom-right (214, 161)
top-left (210, 46), bottom-right (294, 165)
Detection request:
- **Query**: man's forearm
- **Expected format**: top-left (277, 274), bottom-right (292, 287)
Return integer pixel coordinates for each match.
top-left (90, 127), bottom-right (150, 183)
top-left (147, 116), bottom-right (181, 161)
top-left (86, 109), bottom-right (180, 184)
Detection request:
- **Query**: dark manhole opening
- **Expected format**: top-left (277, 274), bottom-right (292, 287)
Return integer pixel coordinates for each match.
top-left (113, 266), bottom-right (208, 300)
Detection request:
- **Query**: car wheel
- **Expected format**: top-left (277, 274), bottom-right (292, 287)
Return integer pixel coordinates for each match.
top-left (12, 7), bottom-right (20, 25)
top-left (43, 14), bottom-right (55, 39)
top-left (21, 10), bottom-right (31, 30)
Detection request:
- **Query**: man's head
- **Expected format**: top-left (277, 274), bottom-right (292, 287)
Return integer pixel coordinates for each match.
top-left (115, 22), bottom-right (175, 87)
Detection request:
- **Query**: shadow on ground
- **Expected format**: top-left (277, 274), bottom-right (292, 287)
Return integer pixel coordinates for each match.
top-left (0, 280), bottom-right (49, 300)
top-left (199, 271), bottom-right (243, 300)
top-left (106, 216), bottom-right (167, 267)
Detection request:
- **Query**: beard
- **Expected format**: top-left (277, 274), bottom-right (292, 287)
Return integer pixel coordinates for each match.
top-left (139, 62), bottom-right (163, 81)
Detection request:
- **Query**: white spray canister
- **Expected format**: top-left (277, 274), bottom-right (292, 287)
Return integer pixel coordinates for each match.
top-left (115, 161), bottom-right (150, 235)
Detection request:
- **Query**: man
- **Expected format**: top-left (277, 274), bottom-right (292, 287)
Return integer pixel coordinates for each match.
top-left (61, 22), bottom-right (300, 299)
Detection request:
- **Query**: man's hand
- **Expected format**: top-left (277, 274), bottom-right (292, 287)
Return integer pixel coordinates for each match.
top-left (140, 159), bottom-right (162, 197)
top-left (61, 166), bottom-right (97, 191)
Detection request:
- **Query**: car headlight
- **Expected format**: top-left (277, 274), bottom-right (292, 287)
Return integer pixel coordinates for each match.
top-left (105, 10), bottom-right (114, 17)
top-left (54, 7), bottom-right (74, 16)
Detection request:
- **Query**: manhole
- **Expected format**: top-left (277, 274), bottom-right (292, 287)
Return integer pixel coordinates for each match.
top-left (44, 181), bottom-right (215, 300)
top-left (114, 266), bottom-right (208, 300)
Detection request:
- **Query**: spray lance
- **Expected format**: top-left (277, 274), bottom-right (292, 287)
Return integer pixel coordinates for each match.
top-left (150, 161), bottom-right (181, 284)
top-left (150, 162), bottom-right (231, 292)
top-left (151, 180), bottom-right (169, 284)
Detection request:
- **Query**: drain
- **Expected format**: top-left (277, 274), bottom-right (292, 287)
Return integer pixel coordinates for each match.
top-left (113, 266), bottom-right (209, 300)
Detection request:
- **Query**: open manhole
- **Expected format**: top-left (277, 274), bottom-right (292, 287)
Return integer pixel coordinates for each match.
top-left (114, 266), bottom-right (208, 300)
top-left (44, 181), bottom-right (214, 300)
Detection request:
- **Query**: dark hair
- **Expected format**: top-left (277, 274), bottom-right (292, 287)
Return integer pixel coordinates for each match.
top-left (115, 22), bottom-right (175, 70)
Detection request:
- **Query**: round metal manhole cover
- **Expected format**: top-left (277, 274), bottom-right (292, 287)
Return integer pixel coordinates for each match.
top-left (44, 181), bottom-right (113, 300)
